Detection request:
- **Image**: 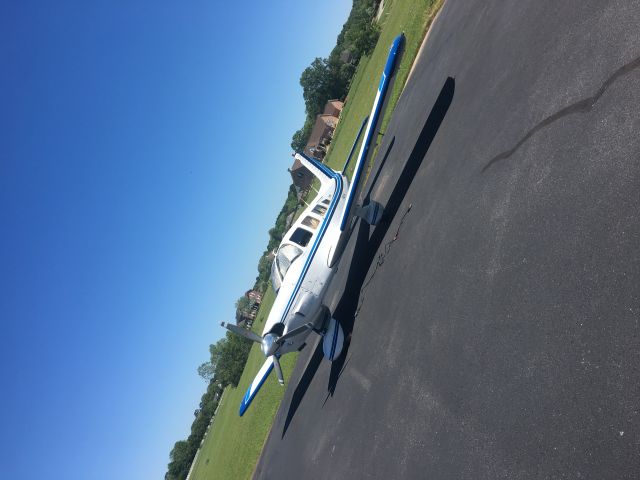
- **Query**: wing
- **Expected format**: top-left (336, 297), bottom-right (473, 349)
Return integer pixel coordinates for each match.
top-left (328, 33), bottom-right (405, 267)
top-left (239, 357), bottom-right (274, 416)
top-left (337, 33), bottom-right (404, 232)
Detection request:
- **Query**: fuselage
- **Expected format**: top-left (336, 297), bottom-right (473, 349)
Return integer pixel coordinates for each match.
top-left (264, 164), bottom-right (349, 354)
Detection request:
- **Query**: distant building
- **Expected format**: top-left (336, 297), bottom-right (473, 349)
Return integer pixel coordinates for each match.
top-left (323, 99), bottom-right (344, 117)
top-left (302, 99), bottom-right (344, 160)
top-left (303, 114), bottom-right (338, 160)
top-left (289, 99), bottom-right (344, 192)
top-left (245, 290), bottom-right (263, 303)
top-left (236, 290), bottom-right (264, 328)
top-left (288, 157), bottom-right (313, 191)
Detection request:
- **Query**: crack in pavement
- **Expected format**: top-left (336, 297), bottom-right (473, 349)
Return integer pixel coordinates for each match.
top-left (482, 55), bottom-right (640, 172)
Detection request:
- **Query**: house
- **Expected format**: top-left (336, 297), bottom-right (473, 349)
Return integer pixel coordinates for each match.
top-left (302, 99), bottom-right (344, 160)
top-left (245, 290), bottom-right (263, 304)
top-left (303, 114), bottom-right (338, 160)
top-left (235, 290), bottom-right (264, 328)
top-left (290, 99), bottom-right (344, 191)
top-left (289, 156), bottom-right (313, 191)
top-left (323, 99), bottom-right (344, 117)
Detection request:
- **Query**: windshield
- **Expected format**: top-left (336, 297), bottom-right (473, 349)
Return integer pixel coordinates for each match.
top-left (276, 244), bottom-right (303, 278)
top-left (270, 258), bottom-right (282, 293)
top-left (270, 244), bottom-right (303, 292)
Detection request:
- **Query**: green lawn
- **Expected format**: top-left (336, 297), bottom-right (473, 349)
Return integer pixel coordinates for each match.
top-left (188, 287), bottom-right (299, 480)
top-left (187, 2), bottom-right (444, 478)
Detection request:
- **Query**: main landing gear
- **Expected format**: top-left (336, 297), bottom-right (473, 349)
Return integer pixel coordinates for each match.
top-left (316, 308), bottom-right (344, 361)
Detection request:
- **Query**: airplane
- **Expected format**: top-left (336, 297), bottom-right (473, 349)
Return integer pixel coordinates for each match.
top-left (222, 33), bottom-right (404, 416)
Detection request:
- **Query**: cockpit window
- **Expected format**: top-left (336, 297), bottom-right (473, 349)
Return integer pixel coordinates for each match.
top-left (275, 244), bottom-right (303, 279)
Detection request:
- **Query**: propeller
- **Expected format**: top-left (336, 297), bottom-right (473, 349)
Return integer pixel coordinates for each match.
top-left (221, 320), bottom-right (314, 415)
top-left (220, 321), bottom-right (262, 343)
top-left (265, 323), bottom-right (313, 385)
top-left (272, 356), bottom-right (284, 385)
top-left (276, 323), bottom-right (314, 345)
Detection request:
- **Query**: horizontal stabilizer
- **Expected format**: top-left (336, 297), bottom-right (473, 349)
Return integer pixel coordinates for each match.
top-left (294, 153), bottom-right (335, 189)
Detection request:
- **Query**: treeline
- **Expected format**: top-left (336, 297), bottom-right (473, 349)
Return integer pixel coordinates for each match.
top-left (165, 332), bottom-right (252, 480)
top-left (253, 184), bottom-right (300, 292)
top-left (291, 0), bottom-right (381, 151)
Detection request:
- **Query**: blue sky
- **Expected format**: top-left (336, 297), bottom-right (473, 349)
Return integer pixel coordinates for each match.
top-left (0, 1), bottom-right (351, 478)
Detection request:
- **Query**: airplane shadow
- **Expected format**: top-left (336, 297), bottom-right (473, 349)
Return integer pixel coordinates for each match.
top-left (328, 76), bottom-right (456, 397)
top-left (281, 341), bottom-right (324, 438)
top-left (280, 77), bottom-right (455, 438)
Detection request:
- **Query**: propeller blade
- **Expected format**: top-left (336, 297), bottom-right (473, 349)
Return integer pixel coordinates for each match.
top-left (239, 357), bottom-right (274, 416)
top-left (273, 356), bottom-right (285, 385)
top-left (221, 321), bottom-right (262, 344)
top-left (276, 322), bottom-right (313, 345)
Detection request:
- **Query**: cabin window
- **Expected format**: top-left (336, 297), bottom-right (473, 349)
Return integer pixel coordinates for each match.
top-left (301, 215), bottom-right (320, 230)
top-left (290, 227), bottom-right (313, 247)
top-left (312, 204), bottom-right (327, 216)
top-left (321, 198), bottom-right (331, 206)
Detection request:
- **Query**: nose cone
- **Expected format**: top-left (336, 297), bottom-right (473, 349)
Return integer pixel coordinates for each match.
top-left (261, 333), bottom-right (279, 356)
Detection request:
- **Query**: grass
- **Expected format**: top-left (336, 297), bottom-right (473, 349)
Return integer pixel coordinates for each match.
top-left (324, 0), bottom-right (444, 173)
top-left (188, 287), bottom-right (298, 480)
top-left (187, 2), bottom-right (444, 478)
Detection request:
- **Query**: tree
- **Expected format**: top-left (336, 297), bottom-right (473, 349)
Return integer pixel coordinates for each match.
top-left (290, 117), bottom-right (314, 151)
top-left (197, 333), bottom-right (253, 388)
top-left (253, 184), bottom-right (301, 292)
top-left (214, 333), bottom-right (253, 387)
top-left (235, 295), bottom-right (250, 313)
top-left (344, 20), bottom-right (380, 58)
top-left (299, 57), bottom-right (347, 118)
top-left (166, 441), bottom-right (191, 480)
top-left (197, 362), bottom-right (215, 381)
top-left (291, 128), bottom-right (307, 152)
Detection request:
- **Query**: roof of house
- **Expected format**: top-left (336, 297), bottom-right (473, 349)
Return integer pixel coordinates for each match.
top-left (323, 99), bottom-right (344, 115)
top-left (306, 114), bottom-right (339, 148)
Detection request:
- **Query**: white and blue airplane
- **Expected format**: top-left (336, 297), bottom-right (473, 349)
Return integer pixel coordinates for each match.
top-left (222, 33), bottom-right (404, 416)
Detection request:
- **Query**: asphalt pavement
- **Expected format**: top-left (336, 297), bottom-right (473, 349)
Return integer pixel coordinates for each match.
top-left (254, 1), bottom-right (640, 478)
